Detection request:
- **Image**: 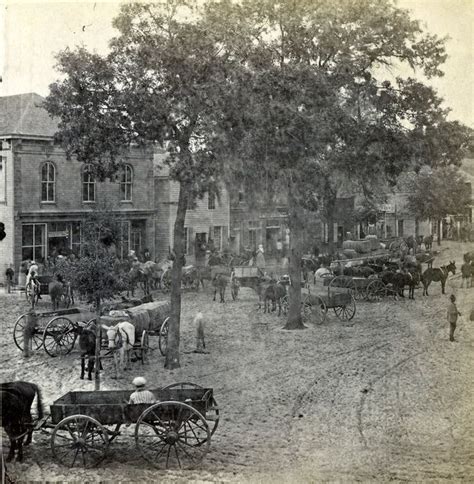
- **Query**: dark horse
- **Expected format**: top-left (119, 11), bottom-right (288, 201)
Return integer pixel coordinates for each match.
top-left (0, 382), bottom-right (43, 462)
top-left (422, 261), bottom-right (456, 296)
top-left (78, 324), bottom-right (103, 380)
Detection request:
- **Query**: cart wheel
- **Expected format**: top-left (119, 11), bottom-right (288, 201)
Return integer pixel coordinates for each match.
top-left (333, 294), bottom-right (356, 321)
top-left (162, 382), bottom-right (220, 438)
top-left (329, 275), bottom-right (355, 297)
top-left (51, 415), bottom-right (109, 468)
top-left (158, 317), bottom-right (169, 356)
top-left (302, 295), bottom-right (327, 324)
top-left (135, 401), bottom-right (210, 469)
top-left (13, 313), bottom-right (44, 351)
top-left (366, 279), bottom-right (387, 302)
top-left (43, 317), bottom-right (76, 357)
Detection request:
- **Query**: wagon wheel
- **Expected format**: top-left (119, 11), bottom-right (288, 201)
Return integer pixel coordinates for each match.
top-left (160, 270), bottom-right (171, 293)
top-left (333, 294), bottom-right (356, 321)
top-left (135, 401), bottom-right (210, 469)
top-left (302, 295), bottom-right (327, 324)
top-left (158, 317), bottom-right (169, 356)
top-left (161, 382), bottom-right (220, 438)
top-left (13, 313), bottom-right (44, 351)
top-left (51, 415), bottom-right (109, 468)
top-left (366, 279), bottom-right (387, 302)
top-left (329, 275), bottom-right (356, 298)
top-left (43, 317), bottom-right (76, 357)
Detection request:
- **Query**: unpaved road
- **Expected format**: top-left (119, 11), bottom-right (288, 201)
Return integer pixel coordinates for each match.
top-left (2, 241), bottom-right (473, 482)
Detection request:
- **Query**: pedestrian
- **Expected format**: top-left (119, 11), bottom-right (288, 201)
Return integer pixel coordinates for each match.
top-left (255, 244), bottom-right (265, 273)
top-left (128, 377), bottom-right (156, 404)
top-left (23, 310), bottom-right (37, 358)
top-left (5, 265), bottom-right (14, 293)
top-left (461, 260), bottom-right (472, 288)
top-left (276, 239), bottom-right (283, 262)
top-left (447, 294), bottom-right (461, 342)
top-left (194, 312), bottom-right (206, 352)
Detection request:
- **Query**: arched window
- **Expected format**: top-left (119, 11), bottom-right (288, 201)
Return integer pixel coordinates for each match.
top-left (82, 164), bottom-right (96, 202)
top-left (120, 164), bottom-right (133, 201)
top-left (41, 162), bottom-right (55, 202)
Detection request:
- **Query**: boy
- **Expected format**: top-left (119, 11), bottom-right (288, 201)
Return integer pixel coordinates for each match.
top-left (128, 377), bottom-right (156, 404)
top-left (447, 295), bottom-right (461, 342)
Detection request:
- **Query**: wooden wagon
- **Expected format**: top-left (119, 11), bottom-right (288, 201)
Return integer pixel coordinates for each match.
top-left (13, 307), bottom-right (95, 357)
top-left (27, 382), bottom-right (219, 469)
top-left (322, 274), bottom-right (386, 302)
top-left (301, 281), bottom-right (356, 324)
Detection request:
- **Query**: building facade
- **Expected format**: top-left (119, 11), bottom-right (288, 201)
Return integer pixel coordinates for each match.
top-left (154, 153), bottom-right (231, 265)
top-left (0, 93), bottom-right (156, 282)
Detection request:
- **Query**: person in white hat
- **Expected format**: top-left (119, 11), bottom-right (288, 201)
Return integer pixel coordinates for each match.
top-left (128, 377), bottom-right (156, 404)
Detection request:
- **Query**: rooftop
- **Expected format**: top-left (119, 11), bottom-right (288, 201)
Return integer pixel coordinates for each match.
top-left (0, 93), bottom-right (58, 138)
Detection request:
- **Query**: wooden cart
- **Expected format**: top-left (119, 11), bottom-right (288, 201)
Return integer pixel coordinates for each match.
top-left (46, 382), bottom-right (219, 469)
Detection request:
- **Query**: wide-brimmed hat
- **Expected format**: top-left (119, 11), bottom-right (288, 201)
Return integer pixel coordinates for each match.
top-left (132, 377), bottom-right (147, 387)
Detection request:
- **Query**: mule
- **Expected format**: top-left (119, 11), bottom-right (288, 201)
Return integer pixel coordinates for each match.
top-left (101, 321), bottom-right (136, 379)
top-left (423, 234), bottom-right (434, 250)
top-left (263, 281), bottom-right (287, 316)
top-left (48, 280), bottom-right (73, 310)
top-left (0, 382), bottom-right (43, 462)
top-left (78, 325), bottom-right (103, 380)
top-left (422, 261), bottom-right (456, 296)
top-left (212, 274), bottom-right (229, 303)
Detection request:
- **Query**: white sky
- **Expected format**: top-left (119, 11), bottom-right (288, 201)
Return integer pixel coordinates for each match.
top-left (0, 0), bottom-right (472, 126)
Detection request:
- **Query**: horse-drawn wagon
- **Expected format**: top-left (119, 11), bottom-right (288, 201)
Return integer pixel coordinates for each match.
top-left (4, 382), bottom-right (219, 469)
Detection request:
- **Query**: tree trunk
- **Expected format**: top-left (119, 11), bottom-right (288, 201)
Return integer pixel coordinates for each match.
top-left (437, 219), bottom-right (442, 246)
top-left (94, 297), bottom-right (101, 391)
top-left (284, 196), bottom-right (305, 330)
top-left (165, 182), bottom-right (188, 370)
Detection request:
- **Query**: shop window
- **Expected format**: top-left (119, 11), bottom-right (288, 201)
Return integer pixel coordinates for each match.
top-left (82, 164), bottom-right (96, 202)
top-left (120, 165), bottom-right (133, 201)
top-left (41, 162), bottom-right (55, 202)
top-left (22, 223), bottom-right (46, 262)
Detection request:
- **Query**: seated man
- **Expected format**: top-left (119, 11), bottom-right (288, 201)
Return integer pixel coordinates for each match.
top-left (129, 377), bottom-right (156, 404)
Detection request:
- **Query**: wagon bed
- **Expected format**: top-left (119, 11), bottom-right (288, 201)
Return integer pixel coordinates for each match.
top-left (46, 384), bottom-right (218, 469)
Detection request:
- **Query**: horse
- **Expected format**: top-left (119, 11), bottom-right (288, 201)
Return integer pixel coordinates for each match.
top-left (101, 321), bottom-right (136, 379)
top-left (263, 281), bottom-right (287, 316)
top-left (422, 261), bottom-right (456, 296)
top-left (48, 280), bottom-right (73, 310)
top-left (423, 234), bottom-right (433, 250)
top-left (78, 324), bottom-right (103, 380)
top-left (0, 382), bottom-right (43, 462)
top-left (212, 274), bottom-right (230, 303)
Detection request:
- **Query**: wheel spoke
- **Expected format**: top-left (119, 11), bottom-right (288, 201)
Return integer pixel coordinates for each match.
top-left (174, 444), bottom-right (182, 468)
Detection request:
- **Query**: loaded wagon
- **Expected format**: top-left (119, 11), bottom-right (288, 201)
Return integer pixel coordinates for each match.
top-left (24, 382), bottom-right (219, 469)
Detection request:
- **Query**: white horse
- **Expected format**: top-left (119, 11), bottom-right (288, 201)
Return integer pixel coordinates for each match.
top-left (102, 321), bottom-right (135, 379)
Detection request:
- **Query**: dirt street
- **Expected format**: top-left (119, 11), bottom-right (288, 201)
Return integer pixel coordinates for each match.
top-left (2, 241), bottom-right (474, 482)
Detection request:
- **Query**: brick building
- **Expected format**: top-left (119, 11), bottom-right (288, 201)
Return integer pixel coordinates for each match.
top-left (0, 93), bottom-right (156, 282)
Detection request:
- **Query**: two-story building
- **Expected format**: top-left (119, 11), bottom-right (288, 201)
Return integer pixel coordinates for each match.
top-left (0, 93), bottom-right (156, 281)
top-left (153, 153), bottom-right (231, 265)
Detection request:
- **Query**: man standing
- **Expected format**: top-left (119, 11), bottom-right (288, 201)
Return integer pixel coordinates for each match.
top-left (447, 295), bottom-right (461, 342)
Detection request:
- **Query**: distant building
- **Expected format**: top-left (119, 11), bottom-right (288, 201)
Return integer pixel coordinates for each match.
top-left (0, 93), bottom-right (156, 282)
top-left (154, 153), bottom-right (230, 265)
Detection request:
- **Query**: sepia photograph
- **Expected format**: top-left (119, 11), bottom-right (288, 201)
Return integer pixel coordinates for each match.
top-left (0, 0), bottom-right (473, 482)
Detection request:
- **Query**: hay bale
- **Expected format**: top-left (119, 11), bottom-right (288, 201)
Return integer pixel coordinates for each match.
top-left (342, 240), bottom-right (372, 254)
top-left (126, 308), bottom-right (151, 334)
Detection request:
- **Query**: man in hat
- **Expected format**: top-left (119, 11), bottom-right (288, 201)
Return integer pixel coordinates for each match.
top-left (447, 294), bottom-right (461, 342)
top-left (128, 377), bottom-right (156, 404)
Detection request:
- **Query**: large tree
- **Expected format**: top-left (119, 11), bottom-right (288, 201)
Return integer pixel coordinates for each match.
top-left (45, 1), bottom-right (230, 369)
top-left (206, 0), bottom-right (451, 329)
